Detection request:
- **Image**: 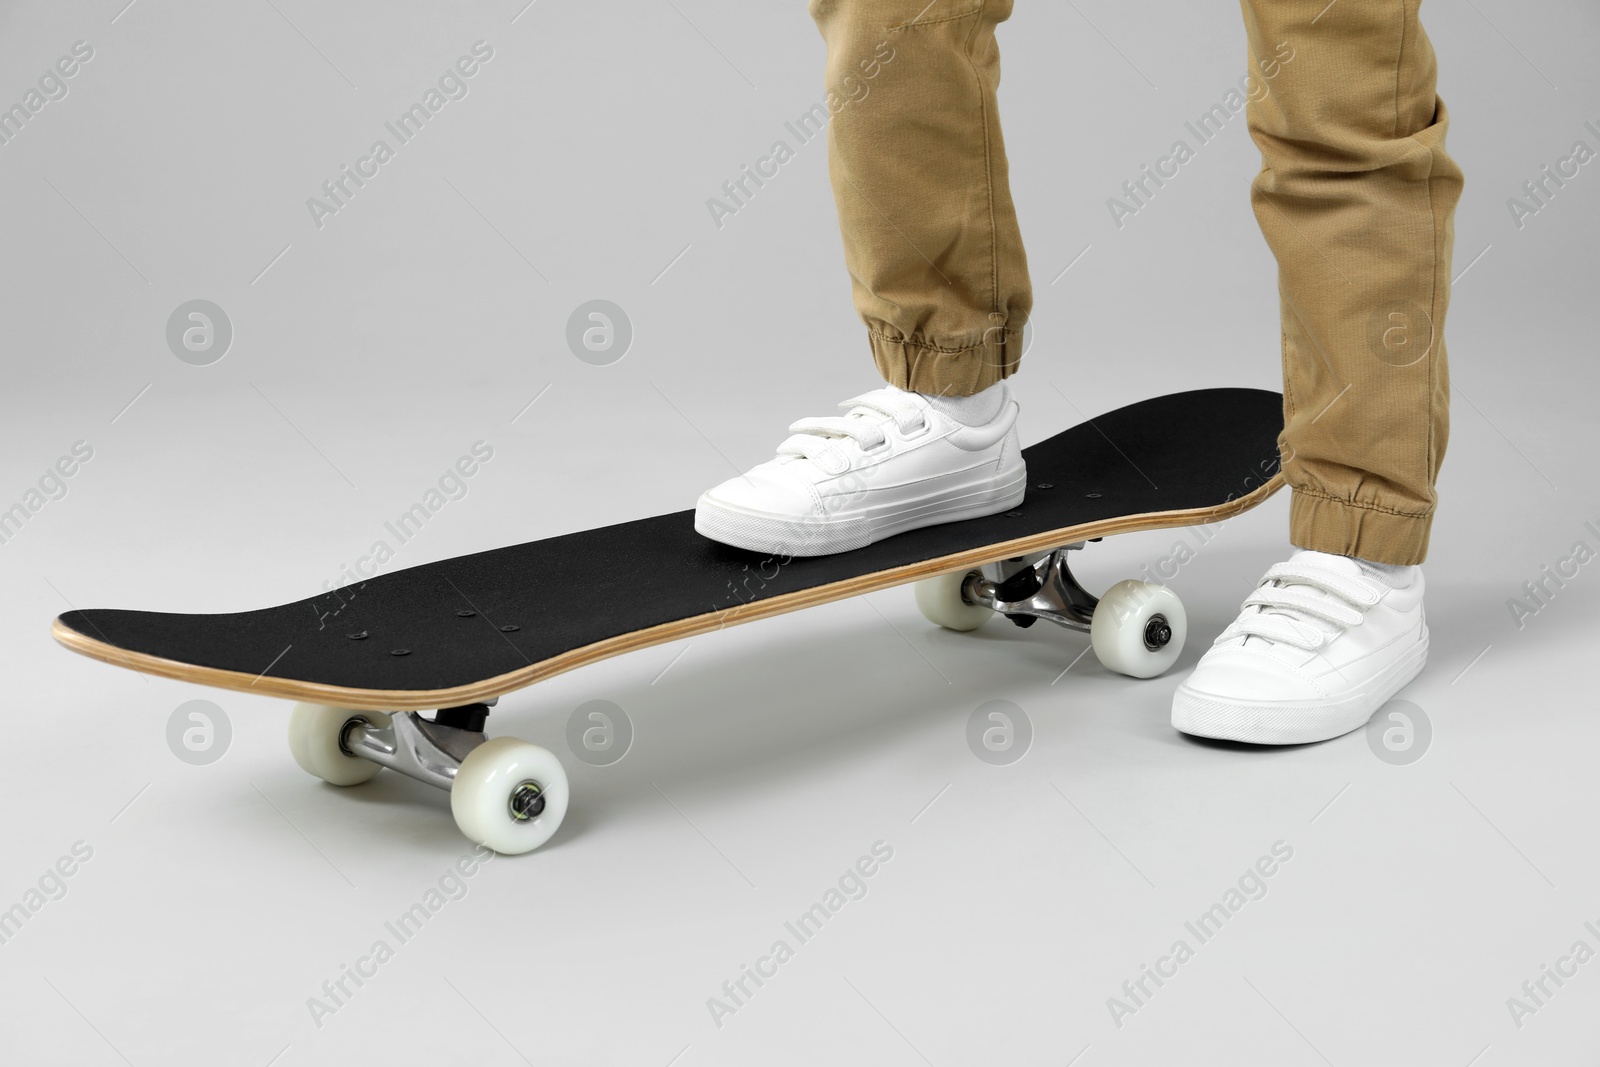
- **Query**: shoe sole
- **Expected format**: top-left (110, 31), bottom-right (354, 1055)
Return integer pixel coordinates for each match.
top-left (1170, 628), bottom-right (1429, 745)
top-left (694, 465), bottom-right (1027, 557)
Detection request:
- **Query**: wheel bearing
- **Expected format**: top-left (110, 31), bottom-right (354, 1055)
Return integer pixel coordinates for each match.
top-left (508, 780), bottom-right (546, 821)
top-left (1143, 614), bottom-right (1173, 651)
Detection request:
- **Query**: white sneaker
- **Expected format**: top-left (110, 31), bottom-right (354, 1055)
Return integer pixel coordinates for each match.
top-left (1170, 549), bottom-right (1428, 744)
top-left (694, 384), bottom-right (1026, 556)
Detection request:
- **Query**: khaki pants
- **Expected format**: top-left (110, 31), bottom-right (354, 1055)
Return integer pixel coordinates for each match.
top-left (809, 0), bottom-right (1462, 565)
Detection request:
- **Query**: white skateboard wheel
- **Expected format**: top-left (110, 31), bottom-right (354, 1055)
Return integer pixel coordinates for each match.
top-left (1090, 580), bottom-right (1187, 678)
top-left (450, 738), bottom-right (569, 856)
top-left (914, 569), bottom-right (992, 631)
top-left (288, 703), bottom-right (392, 786)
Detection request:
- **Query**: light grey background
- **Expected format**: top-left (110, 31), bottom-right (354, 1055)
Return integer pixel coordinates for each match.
top-left (2, 0), bottom-right (1598, 1063)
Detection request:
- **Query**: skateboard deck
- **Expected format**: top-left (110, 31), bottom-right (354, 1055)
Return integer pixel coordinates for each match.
top-left (54, 388), bottom-right (1285, 708)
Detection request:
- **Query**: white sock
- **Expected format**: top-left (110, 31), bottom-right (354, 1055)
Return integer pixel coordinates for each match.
top-left (1292, 547), bottom-right (1418, 589)
top-left (1354, 556), bottom-right (1419, 589)
top-left (910, 380), bottom-right (1007, 426)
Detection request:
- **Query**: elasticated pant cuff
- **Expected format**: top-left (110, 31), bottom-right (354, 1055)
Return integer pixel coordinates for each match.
top-left (1290, 489), bottom-right (1432, 566)
top-left (868, 330), bottom-right (1019, 397)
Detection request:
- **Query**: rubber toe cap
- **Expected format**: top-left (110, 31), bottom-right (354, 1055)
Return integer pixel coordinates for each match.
top-left (697, 461), bottom-right (820, 521)
top-left (1177, 645), bottom-right (1322, 705)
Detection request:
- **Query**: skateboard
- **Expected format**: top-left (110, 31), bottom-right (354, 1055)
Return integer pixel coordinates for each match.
top-left (53, 388), bottom-right (1285, 854)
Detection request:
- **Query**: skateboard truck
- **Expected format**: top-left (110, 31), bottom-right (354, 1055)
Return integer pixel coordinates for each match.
top-left (342, 707), bottom-right (552, 820)
top-left (341, 702), bottom-right (496, 792)
top-left (914, 542), bottom-right (1188, 679)
top-left (967, 544), bottom-right (1100, 632)
top-left (294, 694), bottom-right (566, 851)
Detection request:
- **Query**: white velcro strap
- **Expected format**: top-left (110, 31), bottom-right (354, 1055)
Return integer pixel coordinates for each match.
top-left (1219, 612), bottom-right (1330, 651)
top-left (1244, 585), bottom-right (1365, 628)
top-left (1260, 562), bottom-right (1383, 607)
top-left (775, 432), bottom-right (825, 460)
top-left (783, 416), bottom-right (885, 451)
top-left (837, 390), bottom-right (927, 432)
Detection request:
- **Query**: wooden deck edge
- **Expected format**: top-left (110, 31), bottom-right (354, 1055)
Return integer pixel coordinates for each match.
top-left (52, 474), bottom-right (1284, 711)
